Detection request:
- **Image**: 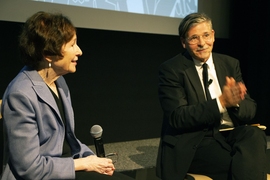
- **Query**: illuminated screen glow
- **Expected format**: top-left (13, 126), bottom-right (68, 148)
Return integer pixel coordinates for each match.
top-left (0, 0), bottom-right (230, 37)
top-left (35, 0), bottom-right (198, 18)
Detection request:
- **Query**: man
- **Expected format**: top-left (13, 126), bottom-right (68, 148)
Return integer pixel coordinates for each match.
top-left (156, 13), bottom-right (268, 180)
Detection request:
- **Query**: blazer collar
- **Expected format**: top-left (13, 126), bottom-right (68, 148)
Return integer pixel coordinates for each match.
top-left (182, 52), bottom-right (206, 102)
top-left (22, 66), bottom-right (66, 122)
top-left (212, 53), bottom-right (226, 88)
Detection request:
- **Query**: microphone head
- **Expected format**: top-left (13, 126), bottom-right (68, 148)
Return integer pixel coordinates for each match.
top-left (90, 125), bottom-right (103, 138)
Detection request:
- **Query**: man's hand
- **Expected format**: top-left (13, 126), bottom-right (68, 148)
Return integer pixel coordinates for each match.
top-left (219, 77), bottom-right (247, 108)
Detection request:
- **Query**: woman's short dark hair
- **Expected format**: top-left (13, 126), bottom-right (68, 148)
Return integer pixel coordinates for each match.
top-left (19, 11), bottom-right (76, 69)
top-left (178, 13), bottom-right (212, 39)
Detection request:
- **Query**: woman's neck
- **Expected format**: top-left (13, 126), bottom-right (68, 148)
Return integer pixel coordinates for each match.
top-left (38, 68), bottom-right (59, 97)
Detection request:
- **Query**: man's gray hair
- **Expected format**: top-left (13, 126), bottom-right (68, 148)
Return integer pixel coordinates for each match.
top-left (178, 13), bottom-right (213, 38)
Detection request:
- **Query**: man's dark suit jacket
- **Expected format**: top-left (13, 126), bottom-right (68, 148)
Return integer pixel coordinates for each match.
top-left (156, 51), bottom-right (256, 180)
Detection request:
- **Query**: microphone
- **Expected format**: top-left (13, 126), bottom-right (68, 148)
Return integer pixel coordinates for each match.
top-left (90, 125), bottom-right (105, 157)
top-left (208, 79), bottom-right (213, 86)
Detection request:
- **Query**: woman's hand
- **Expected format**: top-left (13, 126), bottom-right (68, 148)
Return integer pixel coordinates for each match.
top-left (74, 155), bottom-right (115, 176)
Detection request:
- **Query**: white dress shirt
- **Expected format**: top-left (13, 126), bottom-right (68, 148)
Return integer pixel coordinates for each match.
top-left (193, 54), bottom-right (234, 127)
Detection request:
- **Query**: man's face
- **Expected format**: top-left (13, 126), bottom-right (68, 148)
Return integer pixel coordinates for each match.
top-left (181, 22), bottom-right (215, 62)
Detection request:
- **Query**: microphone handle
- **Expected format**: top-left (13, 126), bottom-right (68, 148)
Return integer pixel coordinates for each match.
top-left (94, 137), bottom-right (105, 157)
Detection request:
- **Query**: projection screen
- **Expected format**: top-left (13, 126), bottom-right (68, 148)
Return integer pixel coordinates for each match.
top-left (0, 0), bottom-right (230, 37)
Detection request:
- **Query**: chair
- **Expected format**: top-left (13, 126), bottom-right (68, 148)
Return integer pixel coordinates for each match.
top-left (219, 124), bottom-right (267, 132)
top-left (185, 173), bottom-right (212, 180)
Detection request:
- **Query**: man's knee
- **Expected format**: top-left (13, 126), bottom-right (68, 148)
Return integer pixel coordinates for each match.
top-left (229, 125), bottom-right (266, 145)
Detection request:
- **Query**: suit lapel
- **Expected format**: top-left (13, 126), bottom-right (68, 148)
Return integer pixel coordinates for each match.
top-left (183, 52), bottom-right (206, 102)
top-left (56, 78), bottom-right (74, 128)
top-left (186, 67), bottom-right (206, 102)
top-left (212, 54), bottom-right (227, 89)
top-left (24, 68), bottom-right (63, 124)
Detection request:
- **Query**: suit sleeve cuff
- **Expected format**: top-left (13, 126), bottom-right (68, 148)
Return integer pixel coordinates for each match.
top-left (216, 98), bottom-right (226, 113)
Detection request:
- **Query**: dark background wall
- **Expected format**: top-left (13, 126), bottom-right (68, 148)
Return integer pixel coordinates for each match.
top-left (230, 0), bottom-right (270, 134)
top-left (1, 0), bottom-right (270, 145)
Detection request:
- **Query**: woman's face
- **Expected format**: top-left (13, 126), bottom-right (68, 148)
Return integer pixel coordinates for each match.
top-left (52, 34), bottom-right (83, 75)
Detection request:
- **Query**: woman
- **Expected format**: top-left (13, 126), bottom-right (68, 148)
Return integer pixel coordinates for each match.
top-left (1, 11), bottom-right (133, 180)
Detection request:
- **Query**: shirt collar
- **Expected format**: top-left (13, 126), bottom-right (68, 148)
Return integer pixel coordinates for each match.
top-left (193, 53), bottom-right (213, 69)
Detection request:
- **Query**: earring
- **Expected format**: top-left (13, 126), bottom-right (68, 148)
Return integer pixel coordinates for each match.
top-left (46, 62), bottom-right (51, 78)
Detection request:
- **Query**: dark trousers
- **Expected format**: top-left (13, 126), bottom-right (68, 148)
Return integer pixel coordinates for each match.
top-left (76, 171), bottom-right (134, 180)
top-left (188, 126), bottom-right (268, 180)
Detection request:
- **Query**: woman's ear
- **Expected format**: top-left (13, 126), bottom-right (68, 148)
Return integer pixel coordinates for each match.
top-left (44, 56), bottom-right (52, 63)
top-left (44, 55), bottom-right (58, 63)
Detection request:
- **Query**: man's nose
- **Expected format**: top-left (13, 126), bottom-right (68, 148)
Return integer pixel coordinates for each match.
top-left (197, 36), bottom-right (206, 46)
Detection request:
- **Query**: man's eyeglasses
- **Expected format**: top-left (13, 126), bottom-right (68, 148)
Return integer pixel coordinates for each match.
top-left (186, 32), bottom-right (213, 45)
